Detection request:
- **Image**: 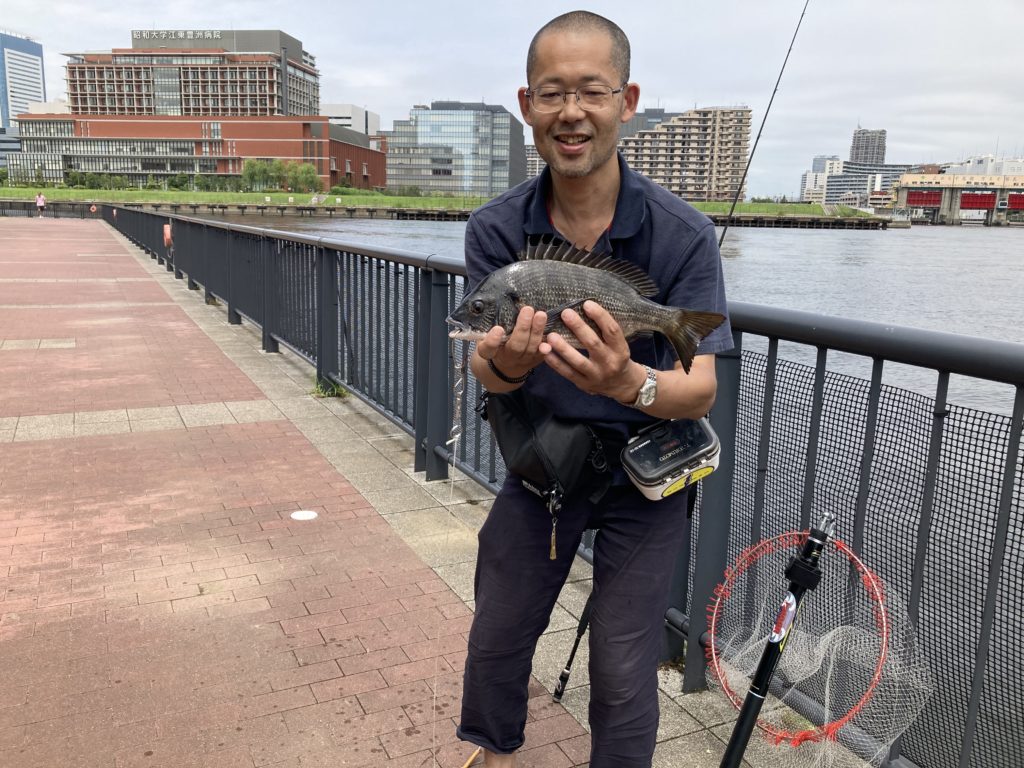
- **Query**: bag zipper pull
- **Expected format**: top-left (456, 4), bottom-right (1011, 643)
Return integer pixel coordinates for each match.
top-left (549, 516), bottom-right (558, 560)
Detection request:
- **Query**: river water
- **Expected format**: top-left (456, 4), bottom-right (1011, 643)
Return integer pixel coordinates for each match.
top-left (215, 213), bottom-right (1024, 413)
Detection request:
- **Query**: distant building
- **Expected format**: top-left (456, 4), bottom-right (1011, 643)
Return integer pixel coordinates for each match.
top-left (812, 154), bottom-right (840, 173)
top-left (10, 114), bottom-right (385, 190)
top-left (849, 128), bottom-right (886, 165)
top-left (383, 101), bottom-right (526, 197)
top-left (321, 103), bottom-right (380, 136)
top-left (525, 144), bottom-right (545, 178)
top-left (800, 157), bottom-right (843, 203)
top-left (619, 107), bottom-right (683, 139)
top-left (823, 160), bottom-right (915, 205)
top-left (1, 30), bottom-right (46, 130)
top-left (942, 155), bottom-right (1024, 176)
top-left (800, 172), bottom-right (828, 204)
top-left (619, 106), bottom-right (751, 202)
top-left (28, 98), bottom-right (70, 114)
top-left (63, 30), bottom-right (319, 117)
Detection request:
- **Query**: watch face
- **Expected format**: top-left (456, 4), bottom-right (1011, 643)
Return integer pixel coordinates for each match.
top-left (639, 384), bottom-right (657, 407)
top-left (638, 371), bottom-right (657, 406)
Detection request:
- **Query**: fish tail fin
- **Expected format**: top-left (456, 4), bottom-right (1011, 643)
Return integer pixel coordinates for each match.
top-left (665, 310), bottom-right (726, 373)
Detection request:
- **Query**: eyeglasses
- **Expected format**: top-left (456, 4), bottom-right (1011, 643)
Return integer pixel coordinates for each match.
top-left (526, 83), bottom-right (626, 113)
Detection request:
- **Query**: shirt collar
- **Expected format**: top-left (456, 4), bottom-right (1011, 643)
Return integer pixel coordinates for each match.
top-left (524, 152), bottom-right (647, 240)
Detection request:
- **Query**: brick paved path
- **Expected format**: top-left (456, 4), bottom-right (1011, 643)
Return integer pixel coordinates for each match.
top-left (0, 219), bottom-right (594, 768)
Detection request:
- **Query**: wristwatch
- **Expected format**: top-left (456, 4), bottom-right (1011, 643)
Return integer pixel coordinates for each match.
top-left (631, 365), bottom-right (658, 408)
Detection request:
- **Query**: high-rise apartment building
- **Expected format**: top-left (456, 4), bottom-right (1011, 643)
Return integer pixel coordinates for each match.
top-left (64, 30), bottom-right (318, 117)
top-left (619, 107), bottom-right (682, 139)
top-left (849, 128), bottom-right (886, 165)
top-left (1, 30), bottom-right (46, 130)
top-left (619, 106), bottom-right (751, 202)
top-left (383, 101), bottom-right (526, 197)
top-left (525, 144), bottom-right (546, 178)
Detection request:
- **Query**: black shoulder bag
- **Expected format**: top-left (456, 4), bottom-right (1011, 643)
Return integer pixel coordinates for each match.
top-left (477, 388), bottom-right (611, 559)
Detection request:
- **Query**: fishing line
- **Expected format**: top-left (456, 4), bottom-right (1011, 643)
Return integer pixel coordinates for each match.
top-left (719, 0), bottom-right (811, 247)
top-left (425, 339), bottom-right (472, 766)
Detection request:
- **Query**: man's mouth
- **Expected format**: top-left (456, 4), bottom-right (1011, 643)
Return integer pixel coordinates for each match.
top-left (556, 134), bottom-right (591, 146)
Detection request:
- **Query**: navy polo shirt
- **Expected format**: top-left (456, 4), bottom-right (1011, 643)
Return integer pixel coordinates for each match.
top-left (465, 152), bottom-right (733, 434)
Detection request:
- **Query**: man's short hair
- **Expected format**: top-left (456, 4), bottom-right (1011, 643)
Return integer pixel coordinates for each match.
top-left (526, 11), bottom-right (631, 85)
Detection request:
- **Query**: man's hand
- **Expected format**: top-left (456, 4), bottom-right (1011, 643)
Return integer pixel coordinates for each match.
top-left (539, 300), bottom-right (645, 403)
top-left (475, 306), bottom-right (548, 381)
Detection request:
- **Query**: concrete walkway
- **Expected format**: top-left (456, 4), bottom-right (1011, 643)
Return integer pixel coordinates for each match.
top-left (0, 218), bottom-right (770, 768)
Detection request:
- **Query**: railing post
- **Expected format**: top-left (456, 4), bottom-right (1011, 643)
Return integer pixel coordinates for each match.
top-left (261, 237), bottom-right (279, 353)
top-left (681, 331), bottom-right (743, 692)
top-left (203, 225), bottom-right (214, 304)
top-left (316, 246), bottom-right (339, 385)
top-left (413, 266), bottom-right (451, 480)
top-left (226, 231), bottom-right (240, 324)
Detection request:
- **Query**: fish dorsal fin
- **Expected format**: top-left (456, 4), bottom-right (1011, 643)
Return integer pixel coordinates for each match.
top-left (518, 236), bottom-right (659, 297)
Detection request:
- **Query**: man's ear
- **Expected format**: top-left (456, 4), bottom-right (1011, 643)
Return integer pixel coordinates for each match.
top-left (518, 87), bottom-right (533, 126)
top-left (620, 82), bottom-right (640, 123)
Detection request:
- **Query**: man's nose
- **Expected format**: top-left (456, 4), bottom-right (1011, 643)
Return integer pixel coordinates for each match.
top-left (558, 92), bottom-right (587, 120)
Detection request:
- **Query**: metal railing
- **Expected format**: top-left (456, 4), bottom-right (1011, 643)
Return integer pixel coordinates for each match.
top-left (87, 206), bottom-right (1024, 768)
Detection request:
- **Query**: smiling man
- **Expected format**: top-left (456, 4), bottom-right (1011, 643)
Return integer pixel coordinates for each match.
top-left (456, 11), bottom-right (733, 767)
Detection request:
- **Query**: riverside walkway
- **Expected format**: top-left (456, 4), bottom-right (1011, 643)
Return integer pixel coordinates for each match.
top-left (0, 218), bottom-right (772, 768)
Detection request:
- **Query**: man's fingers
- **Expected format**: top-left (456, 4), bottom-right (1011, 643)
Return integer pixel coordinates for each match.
top-left (582, 300), bottom-right (627, 348)
top-left (560, 308), bottom-right (603, 349)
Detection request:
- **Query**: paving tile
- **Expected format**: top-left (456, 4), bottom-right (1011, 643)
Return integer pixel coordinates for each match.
top-left (0, 220), bottom-right (748, 768)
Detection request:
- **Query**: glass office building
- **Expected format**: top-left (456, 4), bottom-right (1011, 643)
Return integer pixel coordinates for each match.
top-left (384, 101), bottom-right (526, 197)
top-left (1, 30), bottom-right (46, 130)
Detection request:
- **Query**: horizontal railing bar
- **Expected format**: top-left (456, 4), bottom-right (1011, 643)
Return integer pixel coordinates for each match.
top-left (730, 300), bottom-right (1024, 384)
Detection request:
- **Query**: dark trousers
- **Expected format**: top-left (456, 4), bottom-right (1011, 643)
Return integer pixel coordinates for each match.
top-left (457, 477), bottom-right (689, 767)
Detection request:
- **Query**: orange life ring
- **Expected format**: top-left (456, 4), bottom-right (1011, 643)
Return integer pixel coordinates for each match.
top-left (89, 204), bottom-right (97, 213)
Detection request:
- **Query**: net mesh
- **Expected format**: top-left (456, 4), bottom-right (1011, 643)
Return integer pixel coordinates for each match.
top-left (707, 533), bottom-right (934, 767)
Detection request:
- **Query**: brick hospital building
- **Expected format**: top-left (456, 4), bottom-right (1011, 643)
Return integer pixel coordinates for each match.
top-left (9, 29), bottom-right (385, 190)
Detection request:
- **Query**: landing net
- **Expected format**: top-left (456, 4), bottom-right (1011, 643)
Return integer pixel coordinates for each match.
top-left (707, 532), bottom-right (934, 767)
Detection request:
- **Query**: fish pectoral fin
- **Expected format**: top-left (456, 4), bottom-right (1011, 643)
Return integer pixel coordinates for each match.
top-left (541, 298), bottom-right (595, 333)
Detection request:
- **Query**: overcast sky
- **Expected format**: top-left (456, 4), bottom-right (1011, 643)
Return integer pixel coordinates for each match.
top-left (7, 0), bottom-right (1023, 197)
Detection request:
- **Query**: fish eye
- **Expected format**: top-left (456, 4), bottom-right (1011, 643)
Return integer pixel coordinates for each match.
top-left (471, 300), bottom-right (485, 314)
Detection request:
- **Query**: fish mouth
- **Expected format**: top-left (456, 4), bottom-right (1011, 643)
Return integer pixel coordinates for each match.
top-left (447, 329), bottom-right (487, 341)
top-left (446, 322), bottom-right (487, 341)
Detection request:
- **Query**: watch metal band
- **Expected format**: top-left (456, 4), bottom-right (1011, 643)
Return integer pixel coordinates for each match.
top-left (631, 365), bottom-right (657, 408)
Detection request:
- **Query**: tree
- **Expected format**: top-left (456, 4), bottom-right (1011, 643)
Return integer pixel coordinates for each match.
top-left (284, 161), bottom-right (322, 194)
top-left (241, 159), bottom-right (272, 192)
top-left (268, 159), bottom-right (287, 190)
top-left (0, 168), bottom-right (7, 186)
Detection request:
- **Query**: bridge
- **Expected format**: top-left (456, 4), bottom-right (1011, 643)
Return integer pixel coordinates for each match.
top-left (895, 173), bottom-right (1024, 225)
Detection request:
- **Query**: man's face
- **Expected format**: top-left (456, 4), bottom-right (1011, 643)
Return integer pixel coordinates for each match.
top-left (519, 29), bottom-right (638, 179)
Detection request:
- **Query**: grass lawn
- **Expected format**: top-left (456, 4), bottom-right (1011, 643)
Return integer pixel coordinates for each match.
top-left (0, 187), bottom-right (489, 209)
top-left (1, 187), bottom-right (874, 218)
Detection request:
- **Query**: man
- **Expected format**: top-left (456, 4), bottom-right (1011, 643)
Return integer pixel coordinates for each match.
top-left (457, 11), bottom-right (732, 767)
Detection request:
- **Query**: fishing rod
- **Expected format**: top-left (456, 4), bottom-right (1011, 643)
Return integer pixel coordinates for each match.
top-left (719, 0), bottom-right (811, 247)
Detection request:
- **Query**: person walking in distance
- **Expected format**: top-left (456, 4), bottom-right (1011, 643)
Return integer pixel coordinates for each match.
top-left (35, 191), bottom-right (46, 218)
top-left (456, 11), bottom-right (732, 768)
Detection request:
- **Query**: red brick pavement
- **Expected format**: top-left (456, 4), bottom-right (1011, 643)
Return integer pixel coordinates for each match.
top-left (0, 219), bottom-right (589, 767)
